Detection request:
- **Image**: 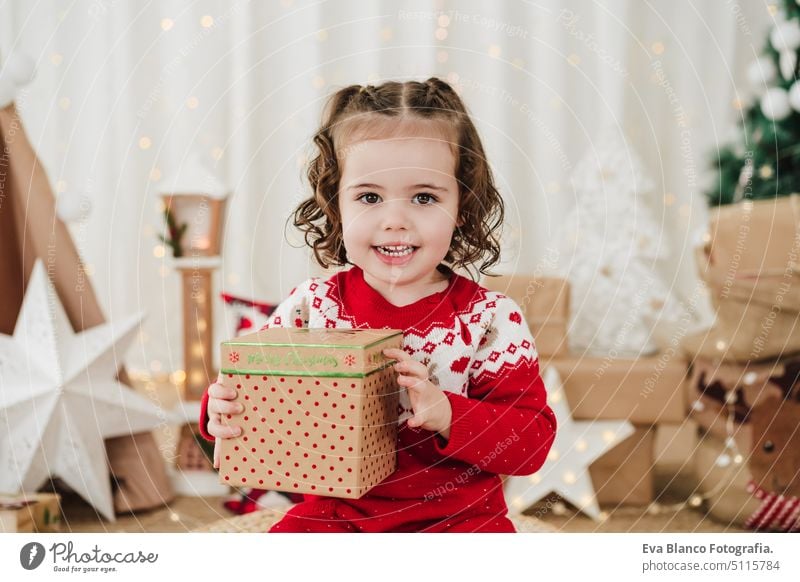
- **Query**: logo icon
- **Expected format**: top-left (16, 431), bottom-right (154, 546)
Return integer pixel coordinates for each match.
top-left (20, 542), bottom-right (46, 570)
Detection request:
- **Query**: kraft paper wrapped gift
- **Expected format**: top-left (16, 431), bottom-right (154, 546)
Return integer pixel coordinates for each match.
top-left (589, 427), bottom-right (655, 506)
top-left (0, 493), bottom-right (61, 533)
top-left (700, 195), bottom-right (800, 286)
top-left (481, 275), bottom-right (570, 358)
top-left (686, 196), bottom-right (800, 362)
top-left (545, 354), bottom-right (689, 424)
top-left (681, 266), bottom-right (800, 363)
top-left (218, 328), bottom-right (403, 499)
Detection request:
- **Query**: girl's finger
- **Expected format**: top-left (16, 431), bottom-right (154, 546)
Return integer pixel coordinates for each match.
top-left (208, 382), bottom-right (237, 400)
top-left (207, 398), bottom-right (244, 416)
top-left (208, 416), bottom-right (242, 439)
top-left (383, 348), bottom-right (410, 362)
top-left (398, 374), bottom-right (427, 391)
top-left (394, 360), bottom-right (426, 376)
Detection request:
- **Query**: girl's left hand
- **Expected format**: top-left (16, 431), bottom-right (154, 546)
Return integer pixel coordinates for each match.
top-left (383, 348), bottom-right (452, 440)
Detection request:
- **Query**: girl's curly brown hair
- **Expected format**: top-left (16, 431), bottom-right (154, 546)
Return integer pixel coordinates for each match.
top-left (293, 77), bottom-right (505, 280)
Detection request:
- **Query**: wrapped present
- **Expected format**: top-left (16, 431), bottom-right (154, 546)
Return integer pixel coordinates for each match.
top-left (700, 195), bottom-right (800, 287)
top-left (0, 511), bottom-right (12, 532)
top-left (0, 493), bottom-right (61, 533)
top-left (688, 195), bottom-right (800, 362)
top-left (218, 328), bottom-right (402, 498)
top-left (107, 431), bottom-right (175, 514)
top-left (545, 353), bottom-right (689, 424)
top-left (718, 273), bottom-right (800, 361)
top-left (682, 279), bottom-right (800, 362)
top-left (174, 423), bottom-right (213, 471)
top-left (589, 426), bottom-right (655, 506)
top-left (655, 422), bottom-right (699, 475)
top-left (482, 275), bottom-right (569, 358)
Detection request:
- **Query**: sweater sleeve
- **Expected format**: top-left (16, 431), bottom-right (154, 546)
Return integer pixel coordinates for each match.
top-left (197, 278), bottom-right (317, 442)
top-left (433, 295), bottom-right (557, 476)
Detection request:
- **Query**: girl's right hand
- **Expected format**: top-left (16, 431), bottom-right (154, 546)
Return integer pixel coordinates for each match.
top-left (206, 377), bottom-right (243, 468)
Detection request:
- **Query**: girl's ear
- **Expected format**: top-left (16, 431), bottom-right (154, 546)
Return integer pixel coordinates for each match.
top-left (456, 214), bottom-right (465, 228)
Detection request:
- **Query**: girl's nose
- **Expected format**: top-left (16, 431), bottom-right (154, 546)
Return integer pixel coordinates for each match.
top-left (379, 200), bottom-right (410, 230)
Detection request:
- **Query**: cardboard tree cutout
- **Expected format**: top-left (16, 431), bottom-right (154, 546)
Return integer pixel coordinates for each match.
top-left (0, 103), bottom-right (174, 516)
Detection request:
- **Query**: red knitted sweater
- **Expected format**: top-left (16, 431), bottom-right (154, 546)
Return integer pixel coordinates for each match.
top-left (200, 266), bottom-right (556, 530)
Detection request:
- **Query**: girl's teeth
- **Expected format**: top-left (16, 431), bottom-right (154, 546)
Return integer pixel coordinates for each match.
top-left (377, 246), bottom-right (414, 257)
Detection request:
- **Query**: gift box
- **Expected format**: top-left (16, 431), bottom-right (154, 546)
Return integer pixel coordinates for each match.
top-left (107, 431), bottom-right (175, 513)
top-left (174, 423), bottom-right (213, 471)
top-left (589, 427), bottom-right (655, 506)
top-left (655, 422), bottom-right (699, 475)
top-left (681, 283), bottom-right (800, 362)
top-left (687, 196), bottom-right (800, 362)
top-left (482, 275), bottom-right (570, 358)
top-left (700, 195), bottom-right (800, 287)
top-left (545, 353), bottom-right (689, 424)
top-left (0, 493), bottom-right (62, 533)
top-left (218, 328), bottom-right (403, 499)
top-left (716, 273), bottom-right (800, 361)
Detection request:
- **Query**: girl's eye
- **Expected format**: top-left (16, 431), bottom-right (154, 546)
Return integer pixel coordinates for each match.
top-left (356, 192), bottom-right (438, 205)
top-left (414, 193), bottom-right (438, 205)
top-left (357, 193), bottom-right (381, 204)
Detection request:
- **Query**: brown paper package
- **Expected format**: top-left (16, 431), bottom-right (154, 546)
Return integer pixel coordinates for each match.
top-left (589, 427), bottom-right (655, 506)
top-left (544, 354), bottom-right (689, 424)
top-left (481, 274), bottom-right (570, 358)
top-left (218, 328), bottom-right (402, 499)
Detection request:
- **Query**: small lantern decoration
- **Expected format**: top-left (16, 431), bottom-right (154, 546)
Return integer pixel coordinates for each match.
top-left (158, 157), bottom-right (229, 479)
top-left (159, 156), bottom-right (227, 259)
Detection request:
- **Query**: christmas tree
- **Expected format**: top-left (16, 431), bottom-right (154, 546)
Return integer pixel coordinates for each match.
top-left (559, 129), bottom-right (688, 357)
top-left (708, 0), bottom-right (800, 205)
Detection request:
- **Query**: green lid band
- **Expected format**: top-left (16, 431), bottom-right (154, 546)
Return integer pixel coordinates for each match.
top-left (222, 332), bottom-right (403, 350)
top-left (219, 360), bottom-right (397, 379)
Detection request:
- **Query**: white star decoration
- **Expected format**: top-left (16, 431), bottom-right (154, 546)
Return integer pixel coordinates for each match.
top-left (504, 366), bottom-right (634, 520)
top-left (0, 261), bottom-right (169, 521)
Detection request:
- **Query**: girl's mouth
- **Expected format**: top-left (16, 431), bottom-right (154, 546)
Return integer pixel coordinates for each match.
top-left (372, 245), bottom-right (417, 264)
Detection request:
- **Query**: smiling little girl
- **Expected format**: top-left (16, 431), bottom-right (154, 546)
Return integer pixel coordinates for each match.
top-left (200, 77), bottom-right (556, 532)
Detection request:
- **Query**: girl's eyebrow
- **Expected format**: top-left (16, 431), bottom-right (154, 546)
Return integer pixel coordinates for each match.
top-left (407, 183), bottom-right (447, 191)
top-left (346, 182), bottom-right (448, 191)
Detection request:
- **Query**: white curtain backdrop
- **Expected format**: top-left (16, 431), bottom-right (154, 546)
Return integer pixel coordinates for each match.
top-left (0, 0), bottom-right (772, 374)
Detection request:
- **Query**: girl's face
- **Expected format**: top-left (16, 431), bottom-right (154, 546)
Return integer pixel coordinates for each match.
top-left (338, 133), bottom-right (461, 295)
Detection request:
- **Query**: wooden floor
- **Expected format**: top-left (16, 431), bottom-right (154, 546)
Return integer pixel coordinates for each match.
top-left (56, 374), bottom-right (745, 533)
top-left (58, 479), bottom-right (743, 534)
top-left (59, 496), bottom-right (740, 533)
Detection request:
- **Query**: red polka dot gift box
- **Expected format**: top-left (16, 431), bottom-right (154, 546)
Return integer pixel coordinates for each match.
top-left (218, 328), bottom-right (403, 499)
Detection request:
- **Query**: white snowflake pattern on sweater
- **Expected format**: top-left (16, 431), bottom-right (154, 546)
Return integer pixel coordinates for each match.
top-left (261, 273), bottom-right (538, 423)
